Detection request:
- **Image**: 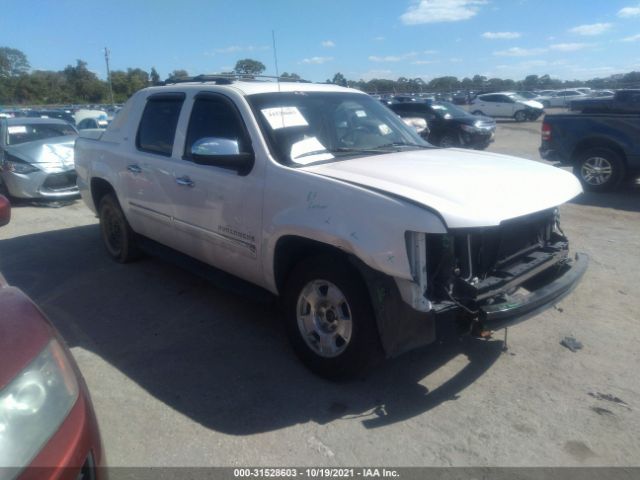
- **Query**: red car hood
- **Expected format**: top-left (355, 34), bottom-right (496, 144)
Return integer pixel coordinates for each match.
top-left (0, 283), bottom-right (53, 388)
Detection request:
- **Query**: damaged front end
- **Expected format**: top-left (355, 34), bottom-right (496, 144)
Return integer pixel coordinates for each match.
top-left (424, 208), bottom-right (588, 333)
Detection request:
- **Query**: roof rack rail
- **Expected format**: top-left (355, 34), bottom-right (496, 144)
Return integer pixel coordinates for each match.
top-left (160, 73), bottom-right (312, 85)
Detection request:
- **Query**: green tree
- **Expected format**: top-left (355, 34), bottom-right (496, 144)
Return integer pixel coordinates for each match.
top-left (127, 68), bottom-right (149, 93)
top-left (0, 47), bottom-right (30, 78)
top-left (234, 59), bottom-right (265, 77)
top-left (150, 67), bottom-right (160, 84)
top-left (170, 69), bottom-right (189, 79)
top-left (281, 72), bottom-right (301, 80)
top-left (329, 72), bottom-right (347, 86)
top-left (63, 60), bottom-right (105, 103)
top-left (428, 76), bottom-right (459, 91)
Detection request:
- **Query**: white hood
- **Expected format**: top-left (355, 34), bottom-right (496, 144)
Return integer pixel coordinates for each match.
top-left (303, 149), bottom-right (582, 228)
top-left (524, 100), bottom-right (544, 109)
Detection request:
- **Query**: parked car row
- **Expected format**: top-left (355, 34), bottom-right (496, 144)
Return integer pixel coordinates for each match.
top-left (0, 106), bottom-right (119, 132)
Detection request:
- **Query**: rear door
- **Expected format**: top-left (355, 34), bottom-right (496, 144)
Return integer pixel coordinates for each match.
top-left (121, 92), bottom-right (185, 249)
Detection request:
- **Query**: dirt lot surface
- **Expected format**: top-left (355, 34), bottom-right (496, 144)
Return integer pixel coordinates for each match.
top-left (1, 114), bottom-right (639, 467)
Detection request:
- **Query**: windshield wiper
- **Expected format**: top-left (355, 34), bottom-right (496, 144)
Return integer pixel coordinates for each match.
top-left (293, 147), bottom-right (389, 160)
top-left (374, 142), bottom-right (433, 149)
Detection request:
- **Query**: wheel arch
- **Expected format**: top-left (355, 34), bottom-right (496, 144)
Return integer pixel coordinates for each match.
top-left (571, 137), bottom-right (628, 166)
top-left (273, 235), bottom-right (355, 295)
top-left (90, 177), bottom-right (117, 211)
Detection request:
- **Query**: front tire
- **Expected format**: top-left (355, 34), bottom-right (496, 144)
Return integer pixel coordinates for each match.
top-left (283, 256), bottom-right (382, 379)
top-left (439, 134), bottom-right (460, 148)
top-left (574, 147), bottom-right (626, 192)
top-left (471, 110), bottom-right (484, 116)
top-left (98, 193), bottom-right (141, 262)
top-left (514, 110), bottom-right (527, 122)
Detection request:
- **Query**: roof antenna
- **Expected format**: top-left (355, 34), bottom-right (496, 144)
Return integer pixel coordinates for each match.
top-left (272, 30), bottom-right (281, 92)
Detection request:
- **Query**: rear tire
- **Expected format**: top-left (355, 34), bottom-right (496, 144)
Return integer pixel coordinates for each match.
top-left (283, 255), bottom-right (382, 379)
top-left (471, 110), bottom-right (484, 116)
top-left (98, 193), bottom-right (141, 262)
top-left (574, 147), bottom-right (626, 192)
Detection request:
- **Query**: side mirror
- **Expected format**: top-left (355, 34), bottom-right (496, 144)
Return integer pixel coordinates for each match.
top-left (192, 137), bottom-right (240, 156)
top-left (190, 137), bottom-right (254, 175)
top-left (0, 195), bottom-right (11, 227)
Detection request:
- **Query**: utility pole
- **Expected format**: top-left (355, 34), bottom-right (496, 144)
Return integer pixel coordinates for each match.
top-left (104, 47), bottom-right (115, 107)
top-left (272, 30), bottom-right (280, 79)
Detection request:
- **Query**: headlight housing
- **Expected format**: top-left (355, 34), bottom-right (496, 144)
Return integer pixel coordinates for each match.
top-left (460, 124), bottom-right (478, 133)
top-left (2, 155), bottom-right (39, 175)
top-left (0, 340), bottom-right (79, 473)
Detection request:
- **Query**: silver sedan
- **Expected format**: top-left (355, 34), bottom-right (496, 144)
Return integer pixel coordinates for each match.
top-left (0, 118), bottom-right (79, 199)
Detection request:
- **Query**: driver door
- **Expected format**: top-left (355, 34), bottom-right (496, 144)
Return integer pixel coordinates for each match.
top-left (165, 93), bottom-right (264, 285)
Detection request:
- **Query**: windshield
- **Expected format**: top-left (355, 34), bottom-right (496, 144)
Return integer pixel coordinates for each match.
top-left (6, 123), bottom-right (77, 145)
top-left (429, 102), bottom-right (472, 119)
top-left (247, 91), bottom-right (430, 166)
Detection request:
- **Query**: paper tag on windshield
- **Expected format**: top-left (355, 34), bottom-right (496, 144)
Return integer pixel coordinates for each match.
top-left (8, 126), bottom-right (27, 134)
top-left (262, 107), bottom-right (308, 130)
top-left (290, 137), bottom-right (334, 165)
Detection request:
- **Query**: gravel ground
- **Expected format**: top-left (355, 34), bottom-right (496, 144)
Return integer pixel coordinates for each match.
top-left (1, 115), bottom-right (639, 467)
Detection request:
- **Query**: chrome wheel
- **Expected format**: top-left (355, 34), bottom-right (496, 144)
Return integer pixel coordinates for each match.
top-left (581, 156), bottom-right (613, 186)
top-left (296, 279), bottom-right (353, 358)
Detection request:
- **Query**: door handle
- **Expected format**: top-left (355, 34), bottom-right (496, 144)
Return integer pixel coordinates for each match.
top-left (127, 164), bottom-right (142, 174)
top-left (175, 176), bottom-right (194, 187)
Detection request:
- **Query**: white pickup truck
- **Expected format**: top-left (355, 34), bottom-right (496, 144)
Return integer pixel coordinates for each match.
top-left (75, 77), bottom-right (588, 378)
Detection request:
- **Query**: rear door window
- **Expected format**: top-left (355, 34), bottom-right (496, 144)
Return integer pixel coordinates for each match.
top-left (136, 93), bottom-right (185, 156)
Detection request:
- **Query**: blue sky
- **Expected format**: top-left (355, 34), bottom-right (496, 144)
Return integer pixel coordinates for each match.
top-left (2, 0), bottom-right (640, 82)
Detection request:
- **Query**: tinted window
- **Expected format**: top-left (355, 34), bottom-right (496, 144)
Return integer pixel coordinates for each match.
top-left (78, 118), bottom-right (97, 129)
top-left (429, 102), bottom-right (473, 119)
top-left (390, 103), bottom-right (426, 114)
top-left (136, 94), bottom-right (184, 156)
top-left (479, 95), bottom-right (498, 102)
